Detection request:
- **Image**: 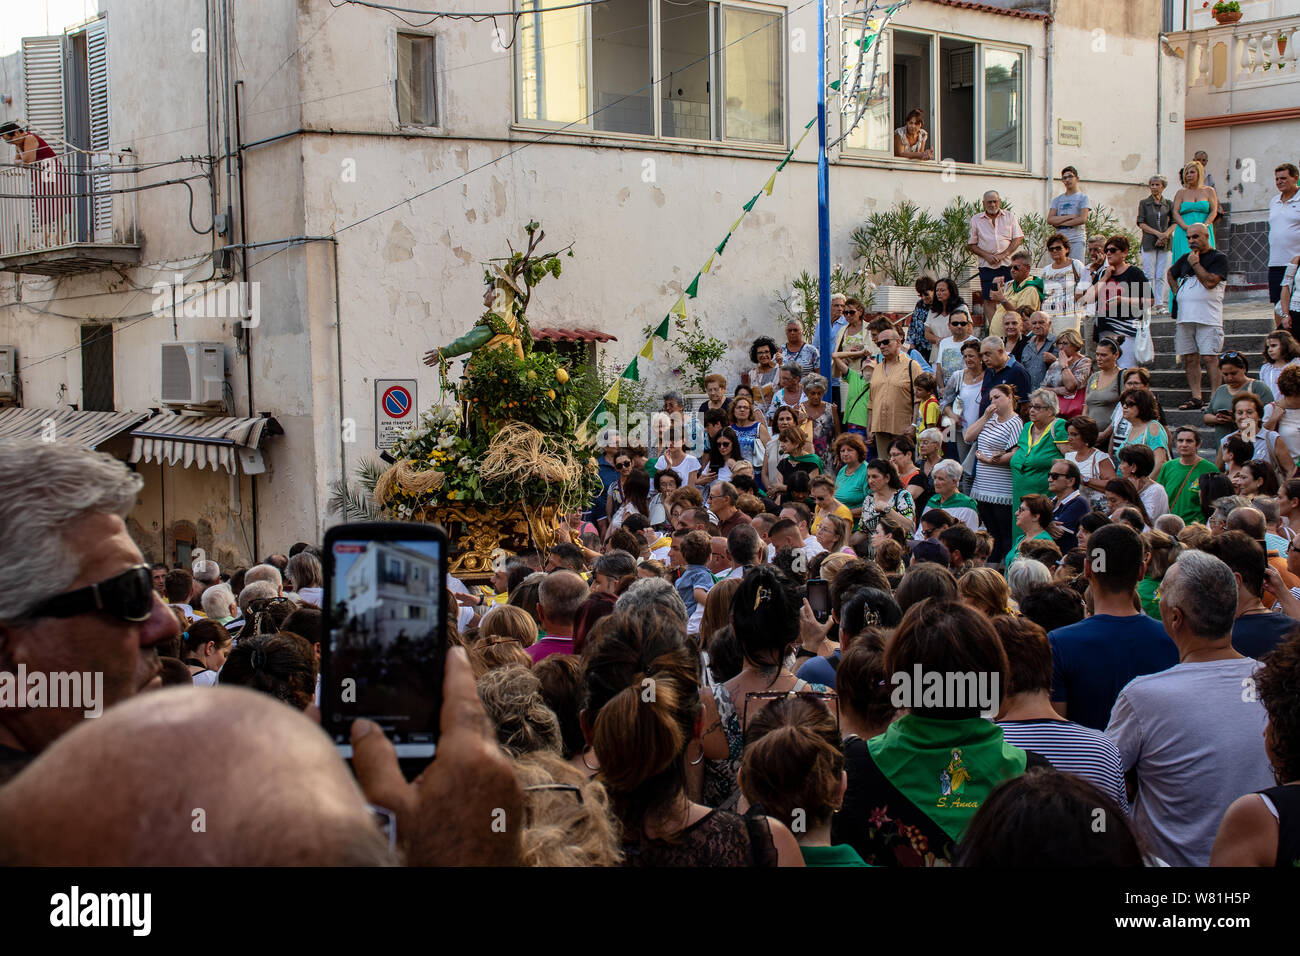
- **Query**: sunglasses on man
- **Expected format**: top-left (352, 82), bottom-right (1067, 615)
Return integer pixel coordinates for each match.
top-left (26, 565), bottom-right (156, 623)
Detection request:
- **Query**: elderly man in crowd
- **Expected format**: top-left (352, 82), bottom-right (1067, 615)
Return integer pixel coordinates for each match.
top-left (987, 249), bottom-right (1044, 340)
top-left (968, 189), bottom-right (1024, 330)
top-left (0, 442), bottom-right (180, 784)
top-left (1107, 551), bottom-right (1273, 866)
top-left (978, 336), bottom-right (1031, 415)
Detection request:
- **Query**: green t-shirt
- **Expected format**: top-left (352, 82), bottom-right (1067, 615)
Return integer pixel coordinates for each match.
top-left (1137, 575), bottom-right (1162, 621)
top-left (800, 844), bottom-right (870, 867)
top-left (1157, 456), bottom-right (1219, 524)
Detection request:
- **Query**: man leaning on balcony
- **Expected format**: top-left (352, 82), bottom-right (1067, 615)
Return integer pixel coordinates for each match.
top-left (968, 191), bottom-right (1023, 333)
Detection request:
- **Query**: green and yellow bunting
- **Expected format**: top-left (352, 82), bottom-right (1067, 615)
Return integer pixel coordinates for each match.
top-left (580, 114), bottom-right (819, 430)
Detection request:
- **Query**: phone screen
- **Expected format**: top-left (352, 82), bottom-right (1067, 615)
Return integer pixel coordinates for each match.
top-left (324, 533), bottom-right (445, 761)
top-left (807, 578), bottom-right (831, 623)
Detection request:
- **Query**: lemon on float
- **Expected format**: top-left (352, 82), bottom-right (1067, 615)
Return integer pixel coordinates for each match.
top-left (555, 368), bottom-right (569, 384)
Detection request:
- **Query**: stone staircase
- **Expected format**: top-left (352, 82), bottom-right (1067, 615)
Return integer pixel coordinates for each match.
top-left (1146, 298), bottom-right (1276, 458)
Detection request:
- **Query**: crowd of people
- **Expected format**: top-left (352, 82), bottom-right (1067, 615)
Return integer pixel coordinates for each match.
top-left (1, 159), bottom-right (1299, 869)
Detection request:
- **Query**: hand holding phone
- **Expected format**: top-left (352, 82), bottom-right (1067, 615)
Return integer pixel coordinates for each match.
top-left (323, 522), bottom-right (448, 780)
top-left (350, 646), bottom-right (525, 866)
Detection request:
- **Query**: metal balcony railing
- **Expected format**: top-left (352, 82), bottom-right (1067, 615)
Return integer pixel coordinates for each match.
top-left (0, 148), bottom-right (139, 267)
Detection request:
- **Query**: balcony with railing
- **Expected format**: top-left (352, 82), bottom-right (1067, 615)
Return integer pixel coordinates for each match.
top-left (1168, 12), bottom-right (1299, 116)
top-left (0, 148), bottom-right (140, 277)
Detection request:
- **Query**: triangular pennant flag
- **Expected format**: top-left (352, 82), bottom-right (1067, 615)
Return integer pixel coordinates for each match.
top-left (638, 339), bottom-right (655, 361)
top-left (730, 215), bottom-right (744, 232)
top-left (742, 193), bottom-right (760, 212)
top-left (829, 79), bottom-right (841, 91)
top-left (763, 173), bottom-right (777, 196)
top-left (805, 116), bottom-right (817, 130)
top-left (606, 380), bottom-right (620, 405)
top-left (777, 149), bottom-right (794, 171)
top-left (622, 358), bottom-right (640, 382)
top-left (669, 297), bottom-right (686, 320)
top-left (685, 274), bottom-right (701, 299)
top-left (716, 233), bottom-right (731, 256)
top-left (654, 315), bottom-right (671, 339)
top-left (587, 399), bottom-right (606, 425)
top-left (701, 253), bottom-right (716, 274)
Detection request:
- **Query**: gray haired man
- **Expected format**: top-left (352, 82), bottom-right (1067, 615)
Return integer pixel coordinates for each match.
top-left (0, 441), bottom-right (180, 783)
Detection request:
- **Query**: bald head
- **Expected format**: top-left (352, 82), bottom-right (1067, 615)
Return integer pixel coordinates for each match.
top-left (1225, 506), bottom-right (1267, 543)
top-left (0, 686), bottom-right (394, 865)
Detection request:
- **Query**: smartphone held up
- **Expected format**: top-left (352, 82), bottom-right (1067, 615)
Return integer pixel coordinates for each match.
top-left (321, 522), bottom-right (448, 776)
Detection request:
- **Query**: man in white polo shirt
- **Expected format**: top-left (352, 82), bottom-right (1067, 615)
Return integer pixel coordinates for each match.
top-left (1269, 162), bottom-right (1300, 328)
top-left (1168, 222), bottom-right (1229, 411)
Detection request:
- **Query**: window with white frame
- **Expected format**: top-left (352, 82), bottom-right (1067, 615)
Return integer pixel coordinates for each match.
top-left (840, 24), bottom-right (1024, 168)
top-left (397, 33), bottom-right (438, 127)
top-left (516, 0), bottom-right (784, 145)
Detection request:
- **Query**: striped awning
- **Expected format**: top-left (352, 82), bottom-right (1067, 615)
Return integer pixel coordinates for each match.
top-left (0, 407), bottom-right (149, 448)
top-left (129, 411), bottom-right (279, 475)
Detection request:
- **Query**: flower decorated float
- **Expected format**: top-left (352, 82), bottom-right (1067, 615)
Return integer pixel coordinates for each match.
top-left (345, 223), bottom-right (601, 582)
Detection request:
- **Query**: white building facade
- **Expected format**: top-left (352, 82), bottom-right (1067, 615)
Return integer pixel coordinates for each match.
top-left (0, 0), bottom-right (1177, 566)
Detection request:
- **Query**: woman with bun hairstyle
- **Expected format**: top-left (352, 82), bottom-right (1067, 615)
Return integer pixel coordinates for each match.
top-left (741, 695), bottom-right (867, 866)
top-left (582, 610), bottom-right (803, 866)
top-left (699, 565), bottom-right (830, 810)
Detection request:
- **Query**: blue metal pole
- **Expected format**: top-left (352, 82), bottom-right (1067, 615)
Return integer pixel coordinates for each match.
top-left (816, 0), bottom-right (832, 383)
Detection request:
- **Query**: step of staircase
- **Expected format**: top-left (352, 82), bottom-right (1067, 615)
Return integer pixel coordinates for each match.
top-left (1129, 313), bottom-right (1274, 459)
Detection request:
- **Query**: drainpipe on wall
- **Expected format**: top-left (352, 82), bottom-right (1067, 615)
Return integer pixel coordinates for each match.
top-left (1044, 2), bottom-right (1055, 222)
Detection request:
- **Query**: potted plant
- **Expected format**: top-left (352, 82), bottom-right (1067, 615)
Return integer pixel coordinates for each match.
top-left (931, 196), bottom-right (982, 284)
top-left (774, 265), bottom-right (871, 340)
top-left (1208, 1), bottom-right (1242, 25)
top-left (851, 200), bottom-right (942, 306)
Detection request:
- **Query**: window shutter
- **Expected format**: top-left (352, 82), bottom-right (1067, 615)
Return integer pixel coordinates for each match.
top-left (22, 36), bottom-right (67, 148)
top-left (86, 18), bottom-right (111, 240)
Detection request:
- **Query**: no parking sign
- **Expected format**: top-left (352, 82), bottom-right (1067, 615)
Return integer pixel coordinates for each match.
top-left (375, 379), bottom-right (418, 450)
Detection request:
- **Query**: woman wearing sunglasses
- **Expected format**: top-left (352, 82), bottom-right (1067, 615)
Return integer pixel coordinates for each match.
top-left (603, 452), bottom-right (634, 527)
top-left (1041, 232), bottom-right (1090, 335)
top-left (1076, 235), bottom-right (1150, 369)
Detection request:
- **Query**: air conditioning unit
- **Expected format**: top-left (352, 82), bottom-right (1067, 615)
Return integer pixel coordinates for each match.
top-left (0, 346), bottom-right (16, 401)
top-left (161, 341), bottom-right (225, 408)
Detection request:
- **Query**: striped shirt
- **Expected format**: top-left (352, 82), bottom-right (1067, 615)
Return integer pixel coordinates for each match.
top-left (997, 718), bottom-right (1129, 812)
top-left (971, 414), bottom-right (1023, 506)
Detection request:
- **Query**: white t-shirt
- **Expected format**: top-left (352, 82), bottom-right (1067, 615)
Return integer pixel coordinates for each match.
top-left (1174, 264), bottom-right (1227, 327)
top-left (1139, 481), bottom-right (1168, 522)
top-left (1106, 659), bottom-right (1273, 867)
top-left (1269, 191), bottom-right (1300, 266)
top-left (1041, 259), bottom-right (1089, 326)
top-left (655, 453), bottom-right (701, 487)
top-left (936, 334), bottom-right (978, 382)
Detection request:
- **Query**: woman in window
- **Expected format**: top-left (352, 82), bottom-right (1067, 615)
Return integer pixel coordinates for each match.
top-left (893, 108), bottom-right (934, 160)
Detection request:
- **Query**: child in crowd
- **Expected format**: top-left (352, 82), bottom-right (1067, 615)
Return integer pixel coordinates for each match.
top-left (674, 529), bottom-right (715, 636)
top-left (914, 372), bottom-right (940, 437)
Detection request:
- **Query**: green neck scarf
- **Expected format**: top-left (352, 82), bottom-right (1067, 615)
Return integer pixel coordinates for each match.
top-left (868, 714), bottom-right (1027, 843)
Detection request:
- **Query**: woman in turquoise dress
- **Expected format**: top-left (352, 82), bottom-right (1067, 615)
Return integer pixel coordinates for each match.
top-left (1168, 160), bottom-right (1219, 311)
